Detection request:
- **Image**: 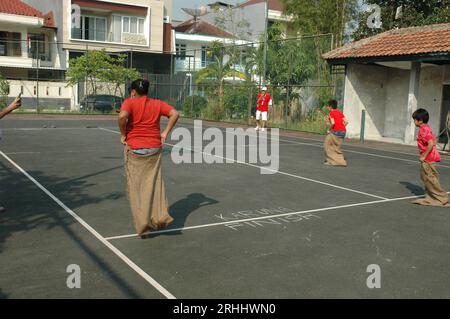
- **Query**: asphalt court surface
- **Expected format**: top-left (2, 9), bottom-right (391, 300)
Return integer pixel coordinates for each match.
top-left (1, 116), bottom-right (450, 298)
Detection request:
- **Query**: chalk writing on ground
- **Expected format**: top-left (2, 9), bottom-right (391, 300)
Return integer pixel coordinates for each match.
top-left (215, 207), bottom-right (321, 231)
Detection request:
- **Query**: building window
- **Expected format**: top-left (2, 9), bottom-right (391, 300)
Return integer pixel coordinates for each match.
top-left (0, 31), bottom-right (22, 57)
top-left (123, 17), bottom-right (130, 33)
top-left (176, 44), bottom-right (186, 60)
top-left (138, 19), bottom-right (145, 34)
top-left (28, 33), bottom-right (49, 60)
top-left (122, 16), bottom-right (145, 34)
top-left (201, 46), bottom-right (213, 67)
top-left (72, 16), bottom-right (107, 41)
top-left (59, 87), bottom-right (62, 96)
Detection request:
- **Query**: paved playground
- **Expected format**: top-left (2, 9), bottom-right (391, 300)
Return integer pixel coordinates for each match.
top-left (1, 115), bottom-right (449, 298)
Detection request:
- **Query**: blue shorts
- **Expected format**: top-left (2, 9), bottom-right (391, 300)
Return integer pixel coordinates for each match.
top-left (331, 130), bottom-right (346, 138)
top-left (131, 148), bottom-right (161, 155)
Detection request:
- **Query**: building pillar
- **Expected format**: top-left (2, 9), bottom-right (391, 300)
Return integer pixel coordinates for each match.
top-left (404, 62), bottom-right (421, 144)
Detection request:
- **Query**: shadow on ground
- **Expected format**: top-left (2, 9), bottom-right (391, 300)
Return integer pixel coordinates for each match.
top-left (400, 181), bottom-right (424, 196)
top-left (0, 160), bottom-right (144, 298)
top-left (141, 193), bottom-right (219, 239)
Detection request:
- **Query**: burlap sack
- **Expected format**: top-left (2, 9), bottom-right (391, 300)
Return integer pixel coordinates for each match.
top-left (412, 162), bottom-right (450, 207)
top-left (124, 147), bottom-right (173, 235)
top-left (324, 133), bottom-right (347, 167)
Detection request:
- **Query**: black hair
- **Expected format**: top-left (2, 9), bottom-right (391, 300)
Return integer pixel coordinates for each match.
top-left (412, 108), bottom-right (429, 124)
top-left (130, 79), bottom-right (149, 96)
top-left (328, 99), bottom-right (338, 109)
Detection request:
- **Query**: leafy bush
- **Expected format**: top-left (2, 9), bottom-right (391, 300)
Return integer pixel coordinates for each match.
top-left (223, 85), bottom-right (255, 119)
top-left (183, 95), bottom-right (207, 117)
top-left (0, 74), bottom-right (9, 109)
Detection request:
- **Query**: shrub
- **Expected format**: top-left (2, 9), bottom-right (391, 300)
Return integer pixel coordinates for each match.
top-left (183, 95), bottom-right (207, 118)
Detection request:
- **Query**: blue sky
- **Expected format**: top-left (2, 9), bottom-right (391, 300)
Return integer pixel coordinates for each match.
top-left (172, 0), bottom-right (242, 21)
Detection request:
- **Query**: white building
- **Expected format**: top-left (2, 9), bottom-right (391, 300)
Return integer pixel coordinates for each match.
top-left (0, 0), bottom-right (70, 109)
top-left (1, 0), bottom-right (174, 110)
top-left (323, 23), bottom-right (450, 145)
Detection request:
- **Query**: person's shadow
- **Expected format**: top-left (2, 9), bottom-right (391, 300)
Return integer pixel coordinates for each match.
top-left (142, 193), bottom-right (219, 238)
top-left (400, 181), bottom-right (424, 196)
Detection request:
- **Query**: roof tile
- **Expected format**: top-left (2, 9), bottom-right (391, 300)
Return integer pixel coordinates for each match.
top-left (323, 23), bottom-right (450, 60)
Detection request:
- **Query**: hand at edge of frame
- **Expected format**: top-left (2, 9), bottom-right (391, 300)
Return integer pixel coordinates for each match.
top-left (121, 135), bottom-right (127, 145)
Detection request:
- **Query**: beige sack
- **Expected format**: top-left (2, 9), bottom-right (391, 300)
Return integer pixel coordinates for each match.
top-left (324, 133), bottom-right (347, 167)
top-left (412, 162), bottom-right (450, 207)
top-left (124, 147), bottom-right (174, 235)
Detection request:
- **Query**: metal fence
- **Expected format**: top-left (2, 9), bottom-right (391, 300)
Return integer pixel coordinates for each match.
top-left (0, 34), bottom-right (344, 134)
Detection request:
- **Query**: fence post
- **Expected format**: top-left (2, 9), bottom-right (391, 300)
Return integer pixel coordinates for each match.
top-left (360, 109), bottom-right (366, 143)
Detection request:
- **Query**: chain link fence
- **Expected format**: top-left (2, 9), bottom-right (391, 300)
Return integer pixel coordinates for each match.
top-left (0, 34), bottom-right (344, 134)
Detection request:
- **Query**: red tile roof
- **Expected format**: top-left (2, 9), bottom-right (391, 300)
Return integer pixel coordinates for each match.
top-left (174, 19), bottom-right (234, 38)
top-left (323, 23), bottom-right (450, 61)
top-left (237, 0), bottom-right (283, 11)
top-left (0, 0), bottom-right (55, 27)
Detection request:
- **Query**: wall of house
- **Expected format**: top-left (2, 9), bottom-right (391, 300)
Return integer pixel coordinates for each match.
top-left (344, 63), bottom-right (447, 144)
top-left (23, 0), bottom-right (66, 69)
top-left (383, 67), bottom-right (410, 140)
top-left (60, 0), bottom-right (165, 53)
top-left (343, 64), bottom-right (387, 140)
top-left (7, 80), bottom-right (73, 109)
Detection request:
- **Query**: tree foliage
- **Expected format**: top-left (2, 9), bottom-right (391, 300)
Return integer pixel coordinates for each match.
top-left (353, 0), bottom-right (450, 41)
top-left (0, 73), bottom-right (9, 108)
top-left (281, 0), bottom-right (359, 47)
top-left (66, 50), bottom-right (140, 98)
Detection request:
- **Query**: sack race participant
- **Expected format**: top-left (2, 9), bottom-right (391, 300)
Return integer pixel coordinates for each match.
top-left (410, 108), bottom-right (450, 207)
top-left (324, 99), bottom-right (348, 167)
top-left (118, 79), bottom-right (179, 235)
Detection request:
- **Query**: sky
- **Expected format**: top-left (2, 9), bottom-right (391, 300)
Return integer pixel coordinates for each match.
top-left (172, 0), bottom-right (242, 21)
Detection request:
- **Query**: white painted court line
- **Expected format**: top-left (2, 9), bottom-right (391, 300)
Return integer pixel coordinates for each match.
top-left (104, 193), bottom-right (428, 241)
top-left (175, 122), bottom-right (450, 169)
top-left (99, 127), bottom-right (387, 200)
top-left (0, 150), bottom-right (176, 300)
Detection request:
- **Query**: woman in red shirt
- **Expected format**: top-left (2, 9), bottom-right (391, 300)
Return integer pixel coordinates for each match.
top-left (324, 99), bottom-right (348, 167)
top-left (118, 79), bottom-right (179, 236)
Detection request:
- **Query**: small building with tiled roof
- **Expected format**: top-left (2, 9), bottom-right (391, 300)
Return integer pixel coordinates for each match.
top-left (323, 23), bottom-right (450, 144)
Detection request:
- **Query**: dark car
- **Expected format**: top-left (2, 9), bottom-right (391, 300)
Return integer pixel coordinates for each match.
top-left (80, 95), bottom-right (123, 113)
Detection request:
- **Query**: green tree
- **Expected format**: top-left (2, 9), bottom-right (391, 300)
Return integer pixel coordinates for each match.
top-left (195, 41), bottom-right (244, 119)
top-left (102, 54), bottom-right (140, 99)
top-left (66, 50), bottom-right (113, 96)
top-left (281, 0), bottom-right (359, 47)
top-left (353, 0), bottom-right (450, 40)
top-left (0, 73), bottom-right (9, 108)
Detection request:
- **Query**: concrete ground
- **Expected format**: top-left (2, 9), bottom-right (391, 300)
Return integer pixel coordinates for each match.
top-left (1, 115), bottom-right (450, 299)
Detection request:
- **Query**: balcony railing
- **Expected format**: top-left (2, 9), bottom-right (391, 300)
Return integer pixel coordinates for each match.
top-left (71, 28), bottom-right (147, 45)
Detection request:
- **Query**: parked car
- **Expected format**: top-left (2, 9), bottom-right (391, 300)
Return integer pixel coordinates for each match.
top-left (80, 95), bottom-right (123, 113)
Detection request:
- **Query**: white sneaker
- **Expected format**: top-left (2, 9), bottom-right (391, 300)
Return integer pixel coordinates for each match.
top-left (255, 126), bottom-right (259, 131)
top-left (261, 128), bottom-right (265, 132)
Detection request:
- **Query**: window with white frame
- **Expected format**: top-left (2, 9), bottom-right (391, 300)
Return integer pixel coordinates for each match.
top-left (122, 16), bottom-right (145, 34)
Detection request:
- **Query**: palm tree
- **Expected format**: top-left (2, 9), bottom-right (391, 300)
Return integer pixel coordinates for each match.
top-left (195, 41), bottom-right (244, 119)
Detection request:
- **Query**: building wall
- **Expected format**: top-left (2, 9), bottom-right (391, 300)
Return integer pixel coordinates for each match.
top-left (344, 64), bottom-right (387, 140)
top-left (60, 0), bottom-right (165, 53)
top-left (7, 80), bottom-right (73, 109)
top-left (383, 67), bottom-right (410, 140)
top-left (344, 63), bottom-right (447, 144)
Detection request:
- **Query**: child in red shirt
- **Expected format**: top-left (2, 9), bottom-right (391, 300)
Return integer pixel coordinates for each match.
top-left (411, 108), bottom-right (450, 207)
top-left (324, 99), bottom-right (348, 167)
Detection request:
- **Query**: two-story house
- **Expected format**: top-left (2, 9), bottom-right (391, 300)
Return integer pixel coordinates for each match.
top-left (0, 0), bottom-right (70, 109)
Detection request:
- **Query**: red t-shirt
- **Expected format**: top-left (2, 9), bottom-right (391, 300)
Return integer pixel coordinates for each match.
top-left (120, 96), bottom-right (174, 149)
top-left (257, 93), bottom-right (271, 112)
top-left (329, 109), bottom-right (346, 132)
top-left (417, 124), bottom-right (441, 163)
